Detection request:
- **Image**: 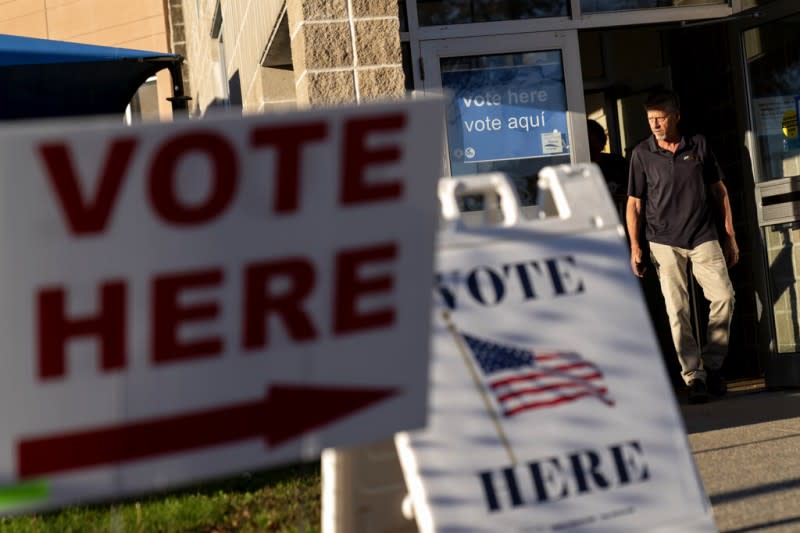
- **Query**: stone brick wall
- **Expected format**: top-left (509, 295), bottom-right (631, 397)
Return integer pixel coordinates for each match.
top-left (166, 0), bottom-right (192, 107)
top-left (179, 0), bottom-right (405, 113)
top-left (287, 0), bottom-right (404, 105)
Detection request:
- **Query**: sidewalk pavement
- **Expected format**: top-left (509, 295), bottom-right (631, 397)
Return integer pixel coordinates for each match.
top-left (679, 379), bottom-right (800, 533)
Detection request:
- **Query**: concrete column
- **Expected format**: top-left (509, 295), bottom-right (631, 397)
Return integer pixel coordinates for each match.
top-left (286, 0), bottom-right (404, 105)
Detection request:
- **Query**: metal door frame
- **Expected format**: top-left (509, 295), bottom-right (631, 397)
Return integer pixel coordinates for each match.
top-left (737, 0), bottom-right (800, 385)
top-left (419, 30), bottom-right (590, 178)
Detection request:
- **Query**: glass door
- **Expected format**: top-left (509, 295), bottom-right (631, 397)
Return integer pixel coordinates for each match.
top-left (420, 31), bottom-right (588, 211)
top-left (742, 1), bottom-right (800, 385)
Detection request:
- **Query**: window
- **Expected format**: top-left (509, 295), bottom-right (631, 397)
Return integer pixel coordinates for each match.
top-left (399, 0), bottom-right (409, 32)
top-left (400, 0), bottom-right (413, 91)
top-left (745, 13), bottom-right (800, 181)
top-left (580, 0), bottom-right (725, 14)
top-left (210, 1), bottom-right (231, 107)
top-left (417, 0), bottom-right (567, 26)
top-left (401, 42), bottom-right (414, 92)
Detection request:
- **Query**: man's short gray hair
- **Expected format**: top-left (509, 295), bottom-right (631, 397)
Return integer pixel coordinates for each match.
top-left (645, 90), bottom-right (680, 114)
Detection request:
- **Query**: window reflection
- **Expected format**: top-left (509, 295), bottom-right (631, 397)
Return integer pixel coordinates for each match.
top-left (745, 14), bottom-right (800, 181)
top-left (417, 0), bottom-right (567, 26)
top-left (581, 0), bottom-right (725, 13)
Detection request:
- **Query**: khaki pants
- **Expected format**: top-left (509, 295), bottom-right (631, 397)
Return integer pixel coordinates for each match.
top-left (649, 240), bottom-right (735, 385)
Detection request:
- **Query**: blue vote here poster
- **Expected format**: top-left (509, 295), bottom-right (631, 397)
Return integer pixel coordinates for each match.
top-left (443, 62), bottom-right (569, 164)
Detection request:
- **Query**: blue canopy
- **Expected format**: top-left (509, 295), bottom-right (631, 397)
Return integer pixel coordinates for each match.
top-left (0, 33), bottom-right (174, 67)
top-left (0, 34), bottom-right (185, 120)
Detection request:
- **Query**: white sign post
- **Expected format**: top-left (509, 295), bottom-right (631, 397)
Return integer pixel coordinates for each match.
top-left (396, 166), bottom-right (716, 532)
top-left (0, 98), bottom-right (444, 513)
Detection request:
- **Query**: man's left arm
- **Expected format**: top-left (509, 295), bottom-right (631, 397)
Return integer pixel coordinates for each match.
top-left (710, 180), bottom-right (739, 267)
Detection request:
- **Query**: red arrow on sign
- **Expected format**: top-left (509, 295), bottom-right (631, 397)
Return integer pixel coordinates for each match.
top-left (17, 384), bottom-right (396, 478)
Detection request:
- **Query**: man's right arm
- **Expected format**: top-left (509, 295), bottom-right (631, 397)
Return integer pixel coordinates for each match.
top-left (626, 196), bottom-right (646, 277)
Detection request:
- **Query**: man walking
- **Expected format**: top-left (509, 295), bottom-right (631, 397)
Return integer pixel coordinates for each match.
top-left (627, 90), bottom-right (738, 404)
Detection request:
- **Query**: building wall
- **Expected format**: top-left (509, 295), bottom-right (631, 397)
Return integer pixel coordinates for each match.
top-left (182, 0), bottom-right (286, 114)
top-left (287, 0), bottom-right (404, 105)
top-left (180, 0), bottom-right (405, 115)
top-left (0, 0), bottom-right (175, 119)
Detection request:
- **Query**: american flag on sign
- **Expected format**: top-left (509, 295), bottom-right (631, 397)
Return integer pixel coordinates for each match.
top-left (461, 332), bottom-right (614, 417)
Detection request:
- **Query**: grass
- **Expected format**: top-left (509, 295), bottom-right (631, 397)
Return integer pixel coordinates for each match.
top-left (0, 461), bottom-right (321, 533)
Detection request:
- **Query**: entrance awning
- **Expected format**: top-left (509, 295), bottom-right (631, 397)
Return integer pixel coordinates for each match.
top-left (0, 33), bottom-right (185, 120)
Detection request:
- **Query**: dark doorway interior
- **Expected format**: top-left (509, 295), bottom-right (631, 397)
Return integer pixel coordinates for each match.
top-left (666, 21), bottom-right (761, 381)
top-left (580, 21), bottom-right (762, 384)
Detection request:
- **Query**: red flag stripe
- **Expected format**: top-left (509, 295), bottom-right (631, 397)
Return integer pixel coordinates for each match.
top-left (493, 375), bottom-right (604, 402)
top-left (490, 364), bottom-right (599, 388)
top-left (502, 388), bottom-right (613, 416)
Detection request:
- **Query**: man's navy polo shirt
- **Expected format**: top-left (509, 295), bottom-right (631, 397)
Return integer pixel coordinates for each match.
top-left (628, 134), bottom-right (722, 249)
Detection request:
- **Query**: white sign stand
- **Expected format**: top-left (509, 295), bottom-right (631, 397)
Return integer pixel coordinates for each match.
top-left (322, 165), bottom-right (715, 532)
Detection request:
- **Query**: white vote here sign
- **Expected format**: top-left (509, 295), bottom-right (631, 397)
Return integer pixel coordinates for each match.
top-left (0, 98), bottom-right (444, 512)
top-left (396, 168), bottom-right (715, 532)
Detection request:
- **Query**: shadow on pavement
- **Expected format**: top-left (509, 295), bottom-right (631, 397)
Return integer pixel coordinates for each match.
top-left (709, 478), bottom-right (800, 505)
top-left (724, 515), bottom-right (800, 533)
top-left (679, 380), bottom-right (800, 434)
